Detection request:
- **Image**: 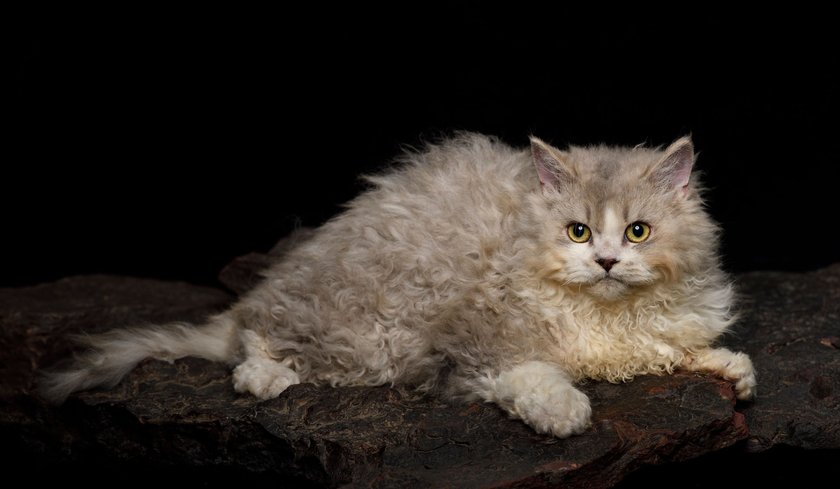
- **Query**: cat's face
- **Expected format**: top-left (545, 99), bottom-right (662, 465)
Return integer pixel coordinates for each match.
top-left (531, 137), bottom-right (719, 301)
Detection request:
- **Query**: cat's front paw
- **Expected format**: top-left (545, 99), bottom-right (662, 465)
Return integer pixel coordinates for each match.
top-left (515, 382), bottom-right (592, 438)
top-left (232, 358), bottom-right (300, 400)
top-left (729, 353), bottom-right (757, 400)
top-left (734, 371), bottom-right (757, 400)
top-left (493, 361), bottom-right (592, 438)
top-left (685, 348), bottom-right (756, 400)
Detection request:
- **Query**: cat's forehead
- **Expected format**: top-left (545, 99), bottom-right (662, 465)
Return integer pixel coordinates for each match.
top-left (554, 145), bottom-right (668, 221)
top-left (566, 145), bottom-right (660, 184)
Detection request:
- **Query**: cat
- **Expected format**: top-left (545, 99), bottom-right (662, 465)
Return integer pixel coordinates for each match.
top-left (40, 133), bottom-right (756, 438)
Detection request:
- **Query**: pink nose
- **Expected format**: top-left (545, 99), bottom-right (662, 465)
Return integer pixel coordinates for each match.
top-left (595, 257), bottom-right (619, 272)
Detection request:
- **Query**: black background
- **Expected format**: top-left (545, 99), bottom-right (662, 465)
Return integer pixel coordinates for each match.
top-left (9, 7), bottom-right (840, 288)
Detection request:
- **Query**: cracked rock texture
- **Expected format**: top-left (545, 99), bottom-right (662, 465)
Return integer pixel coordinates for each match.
top-left (1, 262), bottom-right (839, 487)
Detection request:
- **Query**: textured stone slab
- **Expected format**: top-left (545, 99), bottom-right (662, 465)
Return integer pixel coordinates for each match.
top-left (728, 265), bottom-right (840, 451)
top-left (2, 265), bottom-right (839, 487)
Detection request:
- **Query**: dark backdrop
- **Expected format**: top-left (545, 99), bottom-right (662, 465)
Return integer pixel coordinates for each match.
top-left (8, 7), bottom-right (839, 288)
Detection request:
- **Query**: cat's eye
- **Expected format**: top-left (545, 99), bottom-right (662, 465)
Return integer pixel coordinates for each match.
top-left (625, 222), bottom-right (651, 243)
top-left (567, 223), bottom-right (591, 243)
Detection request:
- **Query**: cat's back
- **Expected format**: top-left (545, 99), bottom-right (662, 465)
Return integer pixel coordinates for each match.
top-left (357, 133), bottom-right (534, 229)
top-left (277, 133), bottom-right (536, 286)
top-left (256, 134), bottom-right (535, 325)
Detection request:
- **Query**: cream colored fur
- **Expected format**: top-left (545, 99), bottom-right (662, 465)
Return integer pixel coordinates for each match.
top-left (41, 133), bottom-right (755, 438)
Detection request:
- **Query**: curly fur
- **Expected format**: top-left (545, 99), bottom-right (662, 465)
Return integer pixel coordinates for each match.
top-left (41, 133), bottom-right (756, 438)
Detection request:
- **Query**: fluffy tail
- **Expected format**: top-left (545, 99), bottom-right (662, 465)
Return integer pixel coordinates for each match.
top-left (39, 313), bottom-right (240, 404)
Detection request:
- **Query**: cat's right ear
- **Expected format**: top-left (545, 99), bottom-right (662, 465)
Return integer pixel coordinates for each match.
top-left (650, 136), bottom-right (695, 197)
top-left (530, 137), bottom-right (573, 195)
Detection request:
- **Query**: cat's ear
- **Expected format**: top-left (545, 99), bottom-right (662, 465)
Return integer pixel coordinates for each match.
top-left (651, 136), bottom-right (695, 196)
top-left (530, 137), bottom-right (573, 194)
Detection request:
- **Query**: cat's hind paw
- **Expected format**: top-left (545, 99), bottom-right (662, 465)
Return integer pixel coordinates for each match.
top-left (233, 358), bottom-right (300, 400)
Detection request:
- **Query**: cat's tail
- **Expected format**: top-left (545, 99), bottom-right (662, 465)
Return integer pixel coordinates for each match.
top-left (38, 313), bottom-right (240, 404)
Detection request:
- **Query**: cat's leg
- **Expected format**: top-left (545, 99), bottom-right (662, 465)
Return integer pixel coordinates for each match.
top-left (683, 347), bottom-right (756, 400)
top-left (232, 329), bottom-right (300, 399)
top-left (471, 361), bottom-right (591, 438)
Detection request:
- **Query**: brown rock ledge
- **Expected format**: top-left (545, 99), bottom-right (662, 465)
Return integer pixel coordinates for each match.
top-left (1, 265), bottom-right (839, 487)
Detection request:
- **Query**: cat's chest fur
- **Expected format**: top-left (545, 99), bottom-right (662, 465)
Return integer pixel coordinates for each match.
top-left (548, 301), bottom-right (695, 381)
top-left (520, 281), bottom-right (734, 382)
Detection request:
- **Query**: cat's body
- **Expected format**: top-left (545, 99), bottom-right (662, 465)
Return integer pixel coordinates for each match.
top-left (42, 133), bottom-right (756, 437)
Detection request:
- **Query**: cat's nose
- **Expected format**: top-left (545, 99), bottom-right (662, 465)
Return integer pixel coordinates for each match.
top-left (595, 257), bottom-right (619, 272)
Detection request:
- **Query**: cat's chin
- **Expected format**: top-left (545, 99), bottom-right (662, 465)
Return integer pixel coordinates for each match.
top-left (586, 277), bottom-right (630, 301)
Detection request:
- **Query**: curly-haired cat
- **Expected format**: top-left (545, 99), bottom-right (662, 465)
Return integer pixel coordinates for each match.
top-left (41, 133), bottom-right (756, 438)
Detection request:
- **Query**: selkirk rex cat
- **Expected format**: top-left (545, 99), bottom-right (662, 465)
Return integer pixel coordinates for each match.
top-left (42, 133), bottom-right (756, 437)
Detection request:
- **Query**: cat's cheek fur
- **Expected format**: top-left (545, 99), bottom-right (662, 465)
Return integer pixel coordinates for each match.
top-left (540, 239), bottom-right (598, 287)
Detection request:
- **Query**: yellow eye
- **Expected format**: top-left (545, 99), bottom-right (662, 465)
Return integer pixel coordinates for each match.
top-left (625, 222), bottom-right (651, 243)
top-left (567, 223), bottom-right (592, 243)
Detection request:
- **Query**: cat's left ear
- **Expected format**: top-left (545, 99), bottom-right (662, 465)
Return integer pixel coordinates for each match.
top-left (651, 136), bottom-right (695, 196)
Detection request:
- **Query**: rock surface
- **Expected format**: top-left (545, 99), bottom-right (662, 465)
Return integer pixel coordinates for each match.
top-left (1, 264), bottom-right (839, 487)
top-left (731, 268), bottom-right (840, 451)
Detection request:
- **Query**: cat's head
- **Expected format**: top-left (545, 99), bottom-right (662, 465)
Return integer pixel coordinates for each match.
top-left (529, 136), bottom-right (720, 301)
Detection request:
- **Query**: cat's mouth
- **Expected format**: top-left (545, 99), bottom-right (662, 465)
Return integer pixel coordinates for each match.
top-left (598, 274), bottom-right (625, 284)
top-left (587, 274), bottom-right (631, 300)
